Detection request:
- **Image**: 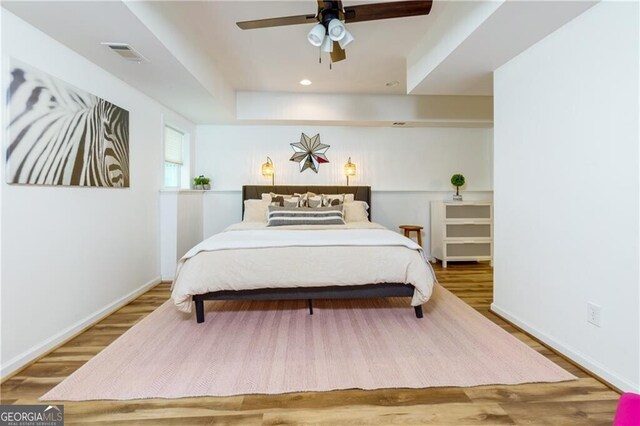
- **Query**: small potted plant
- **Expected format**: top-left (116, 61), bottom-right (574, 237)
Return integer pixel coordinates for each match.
top-left (201, 177), bottom-right (211, 190)
top-left (193, 175), bottom-right (204, 190)
top-left (451, 173), bottom-right (465, 201)
top-left (193, 175), bottom-right (211, 190)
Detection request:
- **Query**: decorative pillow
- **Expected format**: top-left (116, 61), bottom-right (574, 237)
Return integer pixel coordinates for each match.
top-left (343, 201), bottom-right (370, 223)
top-left (320, 193), bottom-right (356, 207)
top-left (266, 193), bottom-right (288, 207)
top-left (283, 197), bottom-right (301, 208)
top-left (293, 192), bottom-right (312, 207)
top-left (266, 192), bottom-right (306, 207)
top-left (267, 205), bottom-right (345, 226)
top-left (293, 192), bottom-right (307, 207)
top-left (322, 194), bottom-right (345, 207)
top-left (243, 199), bottom-right (269, 223)
top-left (307, 194), bottom-right (323, 208)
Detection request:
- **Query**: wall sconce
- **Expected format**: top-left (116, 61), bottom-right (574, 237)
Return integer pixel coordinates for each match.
top-left (261, 156), bottom-right (275, 185)
top-left (344, 157), bottom-right (356, 186)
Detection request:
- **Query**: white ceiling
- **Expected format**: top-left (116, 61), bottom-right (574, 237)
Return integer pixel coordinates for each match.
top-left (124, 0), bottom-right (443, 95)
top-left (409, 0), bottom-right (598, 95)
top-left (1, 0), bottom-right (233, 123)
top-left (2, 0), bottom-right (599, 124)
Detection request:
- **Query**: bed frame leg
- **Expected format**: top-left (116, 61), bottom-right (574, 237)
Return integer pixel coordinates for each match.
top-left (414, 305), bottom-right (423, 319)
top-left (195, 300), bottom-right (205, 323)
top-left (307, 299), bottom-right (313, 315)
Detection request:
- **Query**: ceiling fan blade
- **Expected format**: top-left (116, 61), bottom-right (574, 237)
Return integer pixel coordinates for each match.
top-left (331, 41), bottom-right (346, 62)
top-left (344, 1), bottom-right (432, 24)
top-left (237, 14), bottom-right (317, 30)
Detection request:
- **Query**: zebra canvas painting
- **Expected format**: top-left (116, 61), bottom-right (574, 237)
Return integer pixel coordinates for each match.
top-left (5, 59), bottom-right (129, 187)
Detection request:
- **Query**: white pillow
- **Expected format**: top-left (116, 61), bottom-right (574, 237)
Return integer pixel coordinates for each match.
top-left (322, 194), bottom-right (345, 206)
top-left (243, 199), bottom-right (269, 223)
top-left (344, 194), bottom-right (355, 203)
top-left (343, 201), bottom-right (369, 223)
top-left (307, 194), bottom-right (323, 208)
top-left (283, 197), bottom-right (300, 208)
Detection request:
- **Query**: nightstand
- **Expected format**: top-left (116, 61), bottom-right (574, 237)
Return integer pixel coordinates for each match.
top-left (430, 201), bottom-right (492, 268)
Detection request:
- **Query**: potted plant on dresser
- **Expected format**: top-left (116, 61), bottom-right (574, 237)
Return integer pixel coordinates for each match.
top-left (451, 174), bottom-right (465, 201)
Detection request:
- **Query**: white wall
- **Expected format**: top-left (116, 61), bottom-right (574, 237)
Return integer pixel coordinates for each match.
top-left (196, 125), bottom-right (494, 249)
top-left (0, 11), bottom-right (195, 377)
top-left (493, 1), bottom-right (639, 391)
top-left (160, 191), bottom-right (203, 280)
top-left (236, 92), bottom-right (493, 127)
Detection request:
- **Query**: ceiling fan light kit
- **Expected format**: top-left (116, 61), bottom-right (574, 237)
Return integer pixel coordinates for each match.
top-left (237, 1), bottom-right (433, 65)
top-left (321, 35), bottom-right (334, 53)
top-left (307, 23), bottom-right (326, 46)
top-left (338, 30), bottom-right (354, 49)
top-left (327, 18), bottom-right (346, 41)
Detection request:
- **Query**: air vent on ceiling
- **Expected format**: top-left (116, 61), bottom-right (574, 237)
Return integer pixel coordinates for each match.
top-left (101, 43), bottom-right (149, 63)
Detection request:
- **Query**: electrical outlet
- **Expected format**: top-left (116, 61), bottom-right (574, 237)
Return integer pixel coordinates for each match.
top-left (587, 302), bottom-right (602, 327)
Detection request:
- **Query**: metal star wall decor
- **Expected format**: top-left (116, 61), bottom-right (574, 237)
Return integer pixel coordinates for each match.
top-left (289, 133), bottom-right (330, 173)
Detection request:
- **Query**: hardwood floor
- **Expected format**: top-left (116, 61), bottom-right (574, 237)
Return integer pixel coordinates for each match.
top-left (1, 262), bottom-right (620, 425)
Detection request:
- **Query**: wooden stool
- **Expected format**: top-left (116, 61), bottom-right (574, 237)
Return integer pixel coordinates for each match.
top-left (400, 225), bottom-right (423, 247)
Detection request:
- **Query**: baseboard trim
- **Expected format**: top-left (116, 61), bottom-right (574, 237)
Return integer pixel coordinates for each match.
top-left (490, 303), bottom-right (638, 393)
top-left (1, 276), bottom-right (162, 382)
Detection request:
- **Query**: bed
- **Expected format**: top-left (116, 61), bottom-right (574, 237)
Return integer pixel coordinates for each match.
top-left (171, 185), bottom-right (436, 323)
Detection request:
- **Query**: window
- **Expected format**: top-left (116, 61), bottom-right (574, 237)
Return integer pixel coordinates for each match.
top-left (164, 126), bottom-right (186, 188)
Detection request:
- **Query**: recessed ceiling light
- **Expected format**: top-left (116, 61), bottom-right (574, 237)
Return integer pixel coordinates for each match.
top-left (385, 80), bottom-right (399, 87)
top-left (300, 79), bottom-right (312, 86)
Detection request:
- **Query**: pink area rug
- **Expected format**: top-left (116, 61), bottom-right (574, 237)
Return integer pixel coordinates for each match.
top-left (41, 285), bottom-right (575, 401)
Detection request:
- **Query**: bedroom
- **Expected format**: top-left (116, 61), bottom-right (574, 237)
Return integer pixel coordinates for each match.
top-left (1, 0), bottom-right (639, 424)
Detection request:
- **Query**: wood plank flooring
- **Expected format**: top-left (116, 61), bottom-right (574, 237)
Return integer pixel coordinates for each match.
top-left (1, 262), bottom-right (620, 425)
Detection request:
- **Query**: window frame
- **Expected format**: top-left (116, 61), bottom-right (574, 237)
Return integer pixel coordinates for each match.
top-left (163, 124), bottom-right (190, 190)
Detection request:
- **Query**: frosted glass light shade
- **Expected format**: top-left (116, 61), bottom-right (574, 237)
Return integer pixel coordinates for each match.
top-left (321, 35), bottom-right (333, 53)
top-left (328, 18), bottom-right (346, 41)
top-left (307, 24), bottom-right (326, 46)
top-left (338, 29), bottom-right (354, 49)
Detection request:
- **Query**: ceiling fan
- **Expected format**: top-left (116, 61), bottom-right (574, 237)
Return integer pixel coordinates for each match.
top-left (236, 1), bottom-right (433, 64)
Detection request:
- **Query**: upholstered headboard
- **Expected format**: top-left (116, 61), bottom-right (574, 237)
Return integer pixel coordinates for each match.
top-left (242, 185), bottom-right (372, 219)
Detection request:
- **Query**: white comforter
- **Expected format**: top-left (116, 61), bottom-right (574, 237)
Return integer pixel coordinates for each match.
top-left (171, 222), bottom-right (436, 312)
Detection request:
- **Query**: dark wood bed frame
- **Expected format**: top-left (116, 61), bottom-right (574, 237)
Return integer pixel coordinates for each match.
top-left (192, 185), bottom-right (423, 323)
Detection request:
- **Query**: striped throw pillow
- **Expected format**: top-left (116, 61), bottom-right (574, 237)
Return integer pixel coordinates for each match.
top-left (267, 205), bottom-right (345, 226)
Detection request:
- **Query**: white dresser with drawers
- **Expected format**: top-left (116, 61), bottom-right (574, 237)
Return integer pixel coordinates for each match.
top-left (430, 200), bottom-right (493, 268)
